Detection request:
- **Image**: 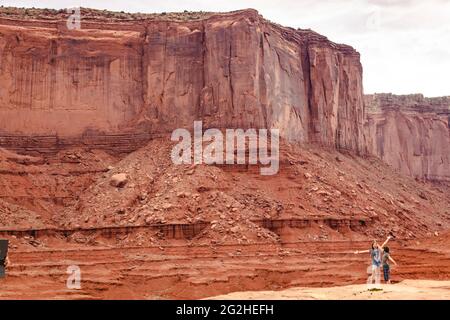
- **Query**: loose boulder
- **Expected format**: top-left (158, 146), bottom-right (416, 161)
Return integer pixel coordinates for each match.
top-left (110, 173), bottom-right (128, 188)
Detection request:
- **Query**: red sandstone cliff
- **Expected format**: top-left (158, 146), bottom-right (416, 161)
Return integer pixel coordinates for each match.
top-left (0, 8), bottom-right (365, 154)
top-left (365, 94), bottom-right (450, 181)
top-left (1, 8), bottom-right (449, 182)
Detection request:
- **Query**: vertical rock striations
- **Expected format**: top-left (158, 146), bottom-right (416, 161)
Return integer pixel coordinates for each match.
top-left (365, 94), bottom-right (450, 181)
top-left (0, 8), bottom-right (365, 154)
top-left (1, 8), bottom-right (448, 181)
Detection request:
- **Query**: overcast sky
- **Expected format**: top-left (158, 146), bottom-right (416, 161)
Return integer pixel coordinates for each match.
top-left (2, 0), bottom-right (450, 97)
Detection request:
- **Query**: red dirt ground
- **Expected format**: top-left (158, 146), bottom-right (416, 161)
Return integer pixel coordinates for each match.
top-left (0, 138), bottom-right (449, 299)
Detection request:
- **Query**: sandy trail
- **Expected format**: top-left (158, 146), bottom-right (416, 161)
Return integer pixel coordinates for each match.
top-left (208, 280), bottom-right (450, 300)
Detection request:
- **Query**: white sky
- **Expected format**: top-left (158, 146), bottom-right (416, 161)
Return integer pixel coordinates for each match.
top-left (2, 0), bottom-right (450, 97)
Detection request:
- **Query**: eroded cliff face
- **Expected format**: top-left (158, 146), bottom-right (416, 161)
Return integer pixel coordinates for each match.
top-left (365, 94), bottom-right (450, 181)
top-left (0, 8), bottom-right (365, 154)
top-left (2, 8), bottom-right (448, 181)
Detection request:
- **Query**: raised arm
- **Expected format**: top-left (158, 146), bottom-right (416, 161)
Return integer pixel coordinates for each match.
top-left (379, 236), bottom-right (392, 249)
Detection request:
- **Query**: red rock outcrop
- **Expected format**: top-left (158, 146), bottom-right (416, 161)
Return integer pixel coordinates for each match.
top-left (0, 8), bottom-right (449, 300)
top-left (1, 7), bottom-right (448, 182)
top-left (0, 8), bottom-right (365, 155)
top-left (365, 94), bottom-right (450, 181)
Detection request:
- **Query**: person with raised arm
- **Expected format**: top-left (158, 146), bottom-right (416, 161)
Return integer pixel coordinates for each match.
top-left (354, 236), bottom-right (392, 286)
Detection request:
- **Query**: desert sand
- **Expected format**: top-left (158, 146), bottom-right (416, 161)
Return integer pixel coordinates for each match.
top-left (209, 280), bottom-right (450, 300)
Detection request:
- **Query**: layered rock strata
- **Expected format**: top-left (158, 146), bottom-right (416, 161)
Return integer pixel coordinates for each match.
top-left (0, 8), bottom-right (365, 154)
top-left (365, 94), bottom-right (450, 181)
